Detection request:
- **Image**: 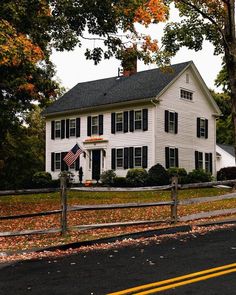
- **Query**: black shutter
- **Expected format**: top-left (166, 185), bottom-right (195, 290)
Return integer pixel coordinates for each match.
top-left (175, 113), bottom-right (178, 134)
top-left (129, 110), bottom-right (134, 132)
top-left (61, 152), bottom-right (68, 171)
top-left (142, 109), bottom-right (148, 131)
top-left (165, 147), bottom-right (170, 169)
top-left (51, 121), bottom-right (55, 140)
top-left (66, 119), bottom-right (69, 138)
top-left (195, 151), bottom-right (199, 169)
top-left (75, 157), bottom-right (80, 171)
top-left (51, 152), bottom-right (55, 171)
top-left (111, 148), bottom-right (116, 170)
top-left (99, 115), bottom-right (103, 135)
top-left (197, 118), bottom-right (200, 138)
top-left (61, 120), bottom-right (65, 139)
top-left (142, 146), bottom-right (148, 168)
top-left (205, 119), bottom-right (208, 139)
top-left (87, 116), bottom-right (92, 136)
top-left (175, 148), bottom-right (179, 167)
top-left (124, 111), bottom-right (129, 133)
top-left (111, 113), bottom-right (116, 134)
top-left (124, 148), bottom-right (129, 169)
top-left (129, 147), bottom-right (134, 168)
top-left (76, 118), bottom-right (80, 137)
top-left (165, 110), bottom-right (169, 133)
top-left (209, 153), bottom-right (213, 174)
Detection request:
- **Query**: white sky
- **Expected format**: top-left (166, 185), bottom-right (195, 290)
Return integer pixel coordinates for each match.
top-left (51, 5), bottom-right (223, 91)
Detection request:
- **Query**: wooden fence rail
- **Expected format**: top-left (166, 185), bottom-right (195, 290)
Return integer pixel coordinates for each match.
top-left (0, 177), bottom-right (236, 237)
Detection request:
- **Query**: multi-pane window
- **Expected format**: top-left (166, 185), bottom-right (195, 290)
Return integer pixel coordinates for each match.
top-left (55, 121), bottom-right (61, 138)
top-left (134, 110), bottom-right (142, 130)
top-left (134, 147), bottom-right (142, 167)
top-left (55, 153), bottom-right (61, 170)
top-left (169, 148), bottom-right (176, 168)
top-left (168, 111), bottom-right (176, 133)
top-left (180, 89), bottom-right (193, 101)
top-left (195, 151), bottom-right (203, 170)
top-left (116, 149), bottom-right (123, 168)
top-left (205, 153), bottom-right (212, 173)
top-left (69, 119), bottom-right (76, 137)
top-left (200, 118), bottom-right (206, 138)
top-left (116, 113), bottom-right (123, 132)
top-left (91, 116), bottom-right (98, 135)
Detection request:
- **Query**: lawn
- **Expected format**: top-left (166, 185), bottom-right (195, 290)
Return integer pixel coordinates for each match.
top-left (0, 187), bottom-right (235, 253)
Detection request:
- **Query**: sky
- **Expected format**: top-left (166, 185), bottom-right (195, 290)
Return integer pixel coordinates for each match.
top-left (51, 5), bottom-right (223, 92)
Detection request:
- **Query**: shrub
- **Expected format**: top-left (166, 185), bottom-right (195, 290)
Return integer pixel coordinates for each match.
top-left (126, 168), bottom-right (148, 187)
top-left (100, 170), bottom-right (116, 186)
top-left (186, 169), bottom-right (212, 183)
top-left (113, 177), bottom-right (127, 187)
top-left (217, 166), bottom-right (236, 181)
top-left (32, 171), bottom-right (52, 188)
top-left (147, 163), bottom-right (169, 186)
top-left (167, 167), bottom-right (188, 184)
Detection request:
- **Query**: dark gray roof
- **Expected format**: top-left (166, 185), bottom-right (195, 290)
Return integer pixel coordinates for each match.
top-left (43, 61), bottom-right (191, 116)
top-left (217, 143), bottom-right (235, 157)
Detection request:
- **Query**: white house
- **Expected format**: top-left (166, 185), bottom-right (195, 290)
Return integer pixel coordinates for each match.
top-left (42, 61), bottom-right (221, 182)
top-left (216, 143), bottom-right (235, 171)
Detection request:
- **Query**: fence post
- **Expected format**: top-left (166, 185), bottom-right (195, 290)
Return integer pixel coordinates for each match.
top-left (171, 176), bottom-right (178, 223)
top-left (60, 175), bottom-right (68, 235)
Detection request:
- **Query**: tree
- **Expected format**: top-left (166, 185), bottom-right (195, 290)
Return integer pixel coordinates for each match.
top-left (160, 0), bottom-right (236, 156)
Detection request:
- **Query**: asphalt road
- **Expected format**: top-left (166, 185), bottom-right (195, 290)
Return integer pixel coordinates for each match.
top-left (0, 226), bottom-right (236, 295)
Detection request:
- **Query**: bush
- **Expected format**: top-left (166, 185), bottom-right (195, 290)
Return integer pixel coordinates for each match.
top-left (217, 166), bottom-right (236, 181)
top-left (32, 171), bottom-right (52, 188)
top-left (126, 168), bottom-right (148, 187)
top-left (167, 167), bottom-right (188, 184)
top-left (147, 163), bottom-right (169, 186)
top-left (100, 170), bottom-right (116, 186)
top-left (113, 177), bottom-right (127, 187)
top-left (186, 169), bottom-right (212, 183)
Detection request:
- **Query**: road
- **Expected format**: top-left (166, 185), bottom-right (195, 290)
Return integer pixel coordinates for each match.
top-left (0, 226), bottom-right (236, 295)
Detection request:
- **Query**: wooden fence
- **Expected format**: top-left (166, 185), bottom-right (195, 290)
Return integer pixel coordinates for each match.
top-left (0, 177), bottom-right (236, 237)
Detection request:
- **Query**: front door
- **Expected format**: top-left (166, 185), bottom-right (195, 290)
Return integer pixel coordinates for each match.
top-left (92, 150), bottom-right (101, 181)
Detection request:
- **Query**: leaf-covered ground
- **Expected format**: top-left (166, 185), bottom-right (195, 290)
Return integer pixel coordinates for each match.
top-left (0, 187), bottom-right (235, 255)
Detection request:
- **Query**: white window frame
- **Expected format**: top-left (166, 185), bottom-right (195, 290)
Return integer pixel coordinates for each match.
top-left (134, 147), bottom-right (142, 168)
top-left (91, 116), bottom-right (99, 135)
top-left (134, 110), bottom-right (142, 130)
top-left (116, 112), bottom-right (123, 132)
top-left (69, 119), bottom-right (76, 137)
top-left (168, 111), bottom-right (176, 133)
top-left (55, 121), bottom-right (61, 138)
top-left (116, 148), bottom-right (124, 168)
top-left (198, 152), bottom-right (204, 170)
top-left (169, 147), bottom-right (176, 168)
top-left (200, 118), bottom-right (206, 138)
top-left (205, 153), bottom-right (211, 173)
top-left (54, 153), bottom-right (61, 170)
top-left (180, 89), bottom-right (193, 101)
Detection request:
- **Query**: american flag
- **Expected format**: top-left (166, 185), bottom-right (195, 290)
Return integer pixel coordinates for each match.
top-left (63, 144), bottom-right (83, 167)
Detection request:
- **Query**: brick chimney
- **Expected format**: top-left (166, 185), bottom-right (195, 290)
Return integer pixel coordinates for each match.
top-left (121, 47), bottom-right (137, 77)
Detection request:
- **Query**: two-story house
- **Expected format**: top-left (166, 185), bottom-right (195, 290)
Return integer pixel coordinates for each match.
top-left (42, 61), bottom-right (221, 182)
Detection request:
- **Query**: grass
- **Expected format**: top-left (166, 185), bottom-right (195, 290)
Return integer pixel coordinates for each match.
top-left (0, 187), bottom-right (235, 252)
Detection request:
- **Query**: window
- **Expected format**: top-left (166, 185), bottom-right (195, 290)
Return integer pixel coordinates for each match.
top-left (195, 151), bottom-right (203, 170)
top-left (180, 89), bottom-right (193, 101)
top-left (165, 147), bottom-right (178, 168)
top-left (116, 113), bottom-right (123, 132)
top-left (116, 149), bottom-right (123, 168)
top-left (55, 153), bottom-right (61, 170)
top-left (134, 110), bottom-right (142, 130)
top-left (165, 110), bottom-right (178, 134)
top-left (69, 119), bottom-right (76, 137)
top-left (55, 121), bottom-right (61, 138)
top-left (134, 147), bottom-right (142, 167)
top-left (91, 116), bottom-right (98, 135)
top-left (197, 118), bottom-right (208, 138)
top-left (205, 153), bottom-right (212, 173)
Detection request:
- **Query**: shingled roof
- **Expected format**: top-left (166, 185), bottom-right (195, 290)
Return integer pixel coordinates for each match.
top-left (43, 61), bottom-right (192, 116)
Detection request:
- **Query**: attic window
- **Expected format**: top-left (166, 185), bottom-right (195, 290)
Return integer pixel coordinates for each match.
top-left (180, 89), bottom-right (193, 101)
